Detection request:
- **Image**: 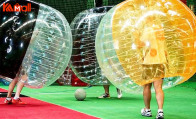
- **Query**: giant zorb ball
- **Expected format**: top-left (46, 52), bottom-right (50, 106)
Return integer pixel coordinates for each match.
top-left (0, 0), bottom-right (72, 88)
top-left (96, 0), bottom-right (196, 93)
top-left (70, 7), bottom-right (112, 85)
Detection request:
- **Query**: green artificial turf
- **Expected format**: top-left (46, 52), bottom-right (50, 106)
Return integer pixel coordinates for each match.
top-left (0, 82), bottom-right (196, 119)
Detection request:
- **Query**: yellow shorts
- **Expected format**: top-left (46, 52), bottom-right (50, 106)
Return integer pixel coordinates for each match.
top-left (142, 64), bottom-right (165, 80)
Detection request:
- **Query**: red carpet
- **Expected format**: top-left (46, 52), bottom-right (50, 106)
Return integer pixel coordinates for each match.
top-left (0, 88), bottom-right (7, 92)
top-left (0, 88), bottom-right (99, 119)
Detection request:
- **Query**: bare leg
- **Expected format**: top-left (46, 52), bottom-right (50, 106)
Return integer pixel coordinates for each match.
top-left (153, 79), bottom-right (164, 109)
top-left (98, 85), bottom-right (110, 98)
top-left (14, 75), bottom-right (28, 98)
top-left (7, 77), bottom-right (19, 98)
top-left (103, 85), bottom-right (110, 94)
top-left (14, 81), bottom-right (25, 98)
top-left (143, 83), bottom-right (152, 109)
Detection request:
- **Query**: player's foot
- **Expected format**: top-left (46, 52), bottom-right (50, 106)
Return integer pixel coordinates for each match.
top-left (12, 98), bottom-right (27, 105)
top-left (98, 93), bottom-right (110, 98)
top-left (141, 108), bottom-right (152, 117)
top-left (156, 110), bottom-right (164, 119)
top-left (117, 88), bottom-right (122, 98)
top-left (4, 98), bottom-right (12, 104)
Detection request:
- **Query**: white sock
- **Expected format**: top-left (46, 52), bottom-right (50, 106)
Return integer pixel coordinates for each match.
top-left (14, 96), bottom-right (19, 100)
top-left (6, 97), bottom-right (11, 101)
top-left (158, 109), bottom-right (163, 112)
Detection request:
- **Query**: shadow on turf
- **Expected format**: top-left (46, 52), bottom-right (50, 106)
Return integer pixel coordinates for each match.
top-left (86, 96), bottom-right (142, 101)
top-left (0, 92), bottom-right (28, 97)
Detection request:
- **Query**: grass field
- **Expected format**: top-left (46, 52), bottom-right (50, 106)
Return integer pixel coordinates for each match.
top-left (0, 82), bottom-right (196, 119)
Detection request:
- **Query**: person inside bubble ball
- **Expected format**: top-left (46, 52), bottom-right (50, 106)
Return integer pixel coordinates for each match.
top-left (4, 70), bottom-right (28, 105)
top-left (135, 16), bottom-right (168, 119)
top-left (3, 30), bottom-right (40, 105)
top-left (98, 85), bottom-right (122, 99)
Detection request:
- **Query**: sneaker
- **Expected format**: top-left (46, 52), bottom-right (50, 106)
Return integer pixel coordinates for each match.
top-left (4, 98), bottom-right (12, 104)
top-left (141, 108), bottom-right (152, 117)
top-left (12, 98), bottom-right (27, 105)
top-left (98, 93), bottom-right (110, 98)
top-left (156, 111), bottom-right (164, 119)
top-left (117, 88), bottom-right (122, 99)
